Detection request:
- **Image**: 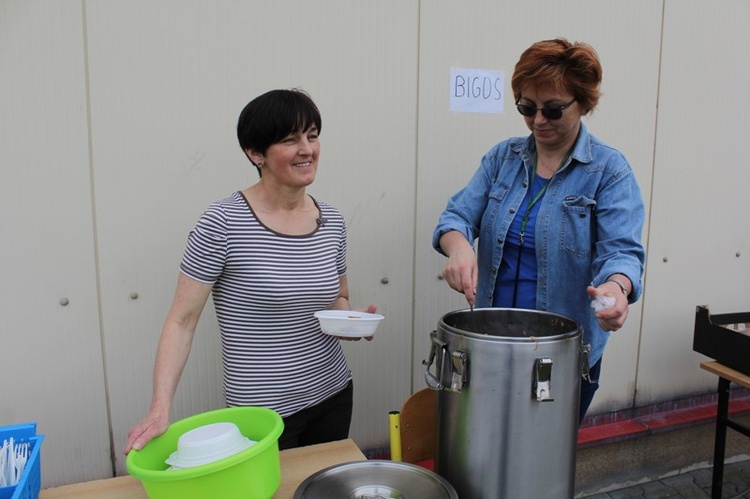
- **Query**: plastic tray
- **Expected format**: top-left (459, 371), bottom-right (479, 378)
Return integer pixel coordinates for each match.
top-left (0, 422), bottom-right (44, 499)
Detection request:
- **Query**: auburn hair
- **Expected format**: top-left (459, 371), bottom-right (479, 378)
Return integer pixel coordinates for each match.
top-left (511, 38), bottom-right (602, 115)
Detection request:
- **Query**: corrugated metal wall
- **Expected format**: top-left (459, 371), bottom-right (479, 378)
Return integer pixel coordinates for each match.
top-left (2, 0), bottom-right (749, 488)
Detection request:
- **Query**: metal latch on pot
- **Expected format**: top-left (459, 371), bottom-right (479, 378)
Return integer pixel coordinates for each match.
top-left (581, 343), bottom-right (592, 382)
top-left (423, 331), bottom-right (447, 391)
top-left (450, 350), bottom-right (467, 392)
top-left (423, 332), bottom-right (468, 392)
top-left (533, 357), bottom-right (554, 402)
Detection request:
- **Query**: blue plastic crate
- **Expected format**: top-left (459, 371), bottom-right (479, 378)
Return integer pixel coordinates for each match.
top-left (0, 422), bottom-right (44, 499)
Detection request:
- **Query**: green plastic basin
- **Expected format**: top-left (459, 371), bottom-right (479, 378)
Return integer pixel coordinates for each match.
top-left (127, 406), bottom-right (284, 499)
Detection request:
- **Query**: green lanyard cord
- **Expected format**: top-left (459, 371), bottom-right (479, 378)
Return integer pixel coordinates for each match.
top-left (510, 149), bottom-right (572, 308)
top-left (518, 149), bottom-right (572, 245)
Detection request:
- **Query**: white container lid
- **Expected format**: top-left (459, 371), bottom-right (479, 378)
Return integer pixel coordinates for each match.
top-left (165, 422), bottom-right (256, 469)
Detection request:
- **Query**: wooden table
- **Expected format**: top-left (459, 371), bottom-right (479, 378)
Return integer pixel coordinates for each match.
top-left (700, 361), bottom-right (750, 499)
top-left (39, 438), bottom-right (366, 498)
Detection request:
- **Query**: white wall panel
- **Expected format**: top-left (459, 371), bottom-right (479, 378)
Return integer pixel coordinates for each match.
top-left (636, 0), bottom-right (750, 405)
top-left (415, 0), bottom-right (662, 414)
top-left (0, 0), bottom-right (111, 487)
top-left (4, 0), bottom-right (750, 490)
top-left (85, 0), bottom-right (418, 474)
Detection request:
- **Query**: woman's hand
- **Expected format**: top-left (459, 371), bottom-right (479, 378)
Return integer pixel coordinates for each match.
top-left (335, 304), bottom-right (378, 342)
top-left (330, 275), bottom-right (377, 341)
top-left (124, 409), bottom-right (169, 454)
top-left (440, 232), bottom-right (478, 307)
top-left (587, 281), bottom-right (630, 332)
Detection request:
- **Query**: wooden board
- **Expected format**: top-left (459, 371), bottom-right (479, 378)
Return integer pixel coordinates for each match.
top-left (701, 361), bottom-right (750, 389)
top-left (39, 439), bottom-right (367, 499)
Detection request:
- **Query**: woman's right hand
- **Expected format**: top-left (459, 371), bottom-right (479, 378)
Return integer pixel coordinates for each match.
top-left (439, 232), bottom-right (478, 307)
top-left (124, 410), bottom-right (170, 455)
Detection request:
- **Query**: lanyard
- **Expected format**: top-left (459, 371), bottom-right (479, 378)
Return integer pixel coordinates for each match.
top-left (518, 149), bottom-right (572, 245)
top-left (510, 149), bottom-right (572, 308)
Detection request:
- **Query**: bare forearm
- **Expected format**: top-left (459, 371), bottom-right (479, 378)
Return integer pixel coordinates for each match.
top-left (439, 230), bottom-right (473, 257)
top-left (149, 321), bottom-right (195, 415)
top-left (331, 274), bottom-right (351, 310)
top-left (124, 273), bottom-right (210, 454)
top-left (439, 231), bottom-right (478, 306)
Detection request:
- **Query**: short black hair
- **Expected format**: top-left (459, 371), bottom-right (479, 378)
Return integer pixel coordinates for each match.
top-left (237, 89), bottom-right (322, 175)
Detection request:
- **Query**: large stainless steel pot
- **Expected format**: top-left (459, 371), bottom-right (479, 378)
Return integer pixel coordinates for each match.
top-left (424, 308), bottom-right (584, 499)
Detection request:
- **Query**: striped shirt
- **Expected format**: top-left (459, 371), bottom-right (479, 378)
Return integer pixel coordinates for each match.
top-left (180, 191), bottom-right (351, 417)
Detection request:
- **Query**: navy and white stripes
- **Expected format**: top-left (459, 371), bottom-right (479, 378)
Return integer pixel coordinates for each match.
top-left (180, 191), bottom-right (351, 417)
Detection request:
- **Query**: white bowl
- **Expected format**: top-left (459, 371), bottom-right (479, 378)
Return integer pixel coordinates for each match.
top-left (314, 310), bottom-right (384, 338)
top-left (165, 422), bottom-right (256, 469)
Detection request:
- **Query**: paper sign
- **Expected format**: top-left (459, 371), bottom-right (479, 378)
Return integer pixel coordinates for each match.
top-left (450, 68), bottom-right (504, 114)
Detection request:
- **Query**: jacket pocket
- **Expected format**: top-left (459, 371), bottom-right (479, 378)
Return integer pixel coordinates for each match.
top-left (560, 195), bottom-right (596, 258)
top-left (480, 181), bottom-right (511, 236)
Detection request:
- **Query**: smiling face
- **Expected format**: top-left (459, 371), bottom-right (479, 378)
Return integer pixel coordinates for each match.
top-left (249, 126), bottom-right (320, 189)
top-left (237, 89), bottom-right (323, 178)
top-left (518, 85), bottom-right (582, 154)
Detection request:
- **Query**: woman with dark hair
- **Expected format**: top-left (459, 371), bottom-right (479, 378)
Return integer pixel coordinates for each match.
top-left (433, 39), bottom-right (645, 422)
top-left (125, 89), bottom-right (375, 453)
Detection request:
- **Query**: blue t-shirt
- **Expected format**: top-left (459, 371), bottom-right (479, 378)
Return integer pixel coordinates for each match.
top-left (493, 174), bottom-right (550, 308)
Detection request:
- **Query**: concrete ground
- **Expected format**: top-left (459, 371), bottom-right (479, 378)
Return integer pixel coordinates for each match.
top-left (582, 459), bottom-right (750, 498)
top-left (575, 414), bottom-right (750, 498)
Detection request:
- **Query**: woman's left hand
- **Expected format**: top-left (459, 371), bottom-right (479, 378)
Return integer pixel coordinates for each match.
top-left (334, 304), bottom-right (378, 342)
top-left (587, 284), bottom-right (629, 332)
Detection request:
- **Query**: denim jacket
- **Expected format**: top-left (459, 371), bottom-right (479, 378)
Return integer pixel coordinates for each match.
top-left (433, 123), bottom-right (646, 366)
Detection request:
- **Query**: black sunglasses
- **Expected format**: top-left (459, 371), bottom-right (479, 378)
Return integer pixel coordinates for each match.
top-left (515, 97), bottom-right (576, 120)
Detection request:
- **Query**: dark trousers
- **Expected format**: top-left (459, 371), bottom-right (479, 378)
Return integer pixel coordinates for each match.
top-left (278, 381), bottom-right (353, 450)
top-left (579, 357), bottom-right (602, 425)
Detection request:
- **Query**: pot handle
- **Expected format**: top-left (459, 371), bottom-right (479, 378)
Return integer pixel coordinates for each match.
top-left (580, 343), bottom-right (592, 381)
top-left (423, 331), bottom-right (446, 390)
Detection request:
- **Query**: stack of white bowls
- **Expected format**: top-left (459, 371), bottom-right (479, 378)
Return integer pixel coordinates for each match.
top-left (165, 422), bottom-right (256, 470)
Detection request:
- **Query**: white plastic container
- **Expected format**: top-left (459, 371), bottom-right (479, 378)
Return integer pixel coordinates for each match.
top-left (166, 422), bottom-right (255, 469)
top-left (314, 310), bottom-right (384, 338)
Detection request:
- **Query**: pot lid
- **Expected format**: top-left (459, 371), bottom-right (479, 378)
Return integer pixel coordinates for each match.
top-left (294, 460), bottom-right (458, 499)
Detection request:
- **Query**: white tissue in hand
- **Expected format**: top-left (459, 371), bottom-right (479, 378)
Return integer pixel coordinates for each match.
top-left (591, 295), bottom-right (615, 312)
